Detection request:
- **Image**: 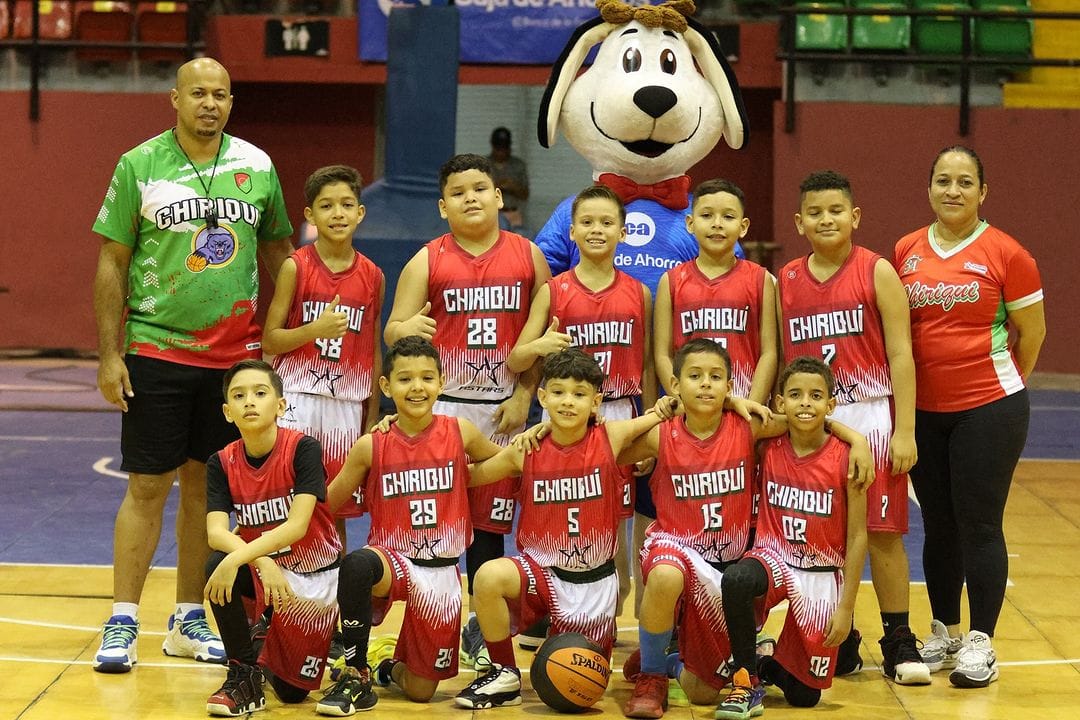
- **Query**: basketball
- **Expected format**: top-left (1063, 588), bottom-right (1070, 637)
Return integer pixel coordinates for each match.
top-left (186, 253), bottom-right (208, 272)
top-left (530, 632), bottom-right (610, 713)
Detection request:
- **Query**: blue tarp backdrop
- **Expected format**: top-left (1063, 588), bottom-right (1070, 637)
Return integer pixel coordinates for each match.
top-left (358, 0), bottom-right (602, 63)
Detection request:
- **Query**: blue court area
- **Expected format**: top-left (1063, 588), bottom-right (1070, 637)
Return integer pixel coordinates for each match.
top-left (1, 389), bottom-right (1078, 579)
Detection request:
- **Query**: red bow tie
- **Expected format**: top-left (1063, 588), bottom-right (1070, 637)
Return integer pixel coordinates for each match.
top-left (597, 173), bottom-right (691, 211)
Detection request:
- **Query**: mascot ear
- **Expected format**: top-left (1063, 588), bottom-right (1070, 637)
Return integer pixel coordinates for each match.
top-left (684, 17), bottom-right (749, 150)
top-left (537, 17), bottom-right (613, 149)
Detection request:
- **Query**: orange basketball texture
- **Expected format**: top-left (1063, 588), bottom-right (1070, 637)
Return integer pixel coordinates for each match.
top-left (530, 633), bottom-right (611, 713)
top-left (186, 253), bottom-right (208, 272)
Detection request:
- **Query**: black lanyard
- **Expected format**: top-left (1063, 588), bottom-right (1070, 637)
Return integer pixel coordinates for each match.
top-left (173, 128), bottom-right (222, 228)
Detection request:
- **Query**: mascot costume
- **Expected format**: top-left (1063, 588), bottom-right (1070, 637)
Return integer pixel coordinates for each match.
top-left (534, 0), bottom-right (748, 294)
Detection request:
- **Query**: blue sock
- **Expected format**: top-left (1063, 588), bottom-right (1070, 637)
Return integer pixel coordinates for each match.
top-left (640, 627), bottom-right (674, 675)
top-left (666, 653), bottom-right (683, 679)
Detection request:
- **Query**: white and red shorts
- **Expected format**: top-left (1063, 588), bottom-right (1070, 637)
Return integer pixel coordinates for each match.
top-left (254, 564), bottom-right (338, 691)
top-left (369, 546), bottom-right (462, 681)
top-left (831, 396), bottom-right (907, 533)
top-left (281, 392), bottom-right (368, 518)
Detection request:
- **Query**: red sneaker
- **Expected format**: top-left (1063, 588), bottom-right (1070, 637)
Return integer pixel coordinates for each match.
top-left (623, 672), bottom-right (668, 718)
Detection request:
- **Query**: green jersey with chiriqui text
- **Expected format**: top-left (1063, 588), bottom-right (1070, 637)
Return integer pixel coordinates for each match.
top-left (93, 130), bottom-right (293, 368)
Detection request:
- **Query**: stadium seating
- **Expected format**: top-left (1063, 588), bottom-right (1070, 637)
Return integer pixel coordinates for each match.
top-left (973, 0), bottom-right (1032, 57)
top-left (136, 1), bottom-right (187, 64)
top-left (73, 1), bottom-right (132, 64)
top-left (852, 0), bottom-right (911, 51)
top-left (912, 0), bottom-right (971, 55)
top-left (12, 0), bottom-right (73, 38)
top-left (795, 1), bottom-right (849, 51)
top-left (1, 2), bottom-right (10, 39)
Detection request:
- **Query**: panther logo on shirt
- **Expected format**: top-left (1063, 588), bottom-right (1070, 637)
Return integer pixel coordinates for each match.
top-left (185, 224), bottom-right (239, 273)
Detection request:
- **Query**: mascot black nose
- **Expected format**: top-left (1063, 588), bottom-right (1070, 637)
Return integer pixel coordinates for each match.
top-left (633, 86), bottom-right (678, 120)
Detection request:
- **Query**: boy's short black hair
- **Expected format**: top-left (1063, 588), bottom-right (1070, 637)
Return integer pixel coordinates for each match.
top-left (541, 348), bottom-right (605, 392)
top-left (778, 356), bottom-right (835, 397)
top-left (692, 178), bottom-right (746, 214)
top-left (304, 164), bottom-right (363, 206)
top-left (383, 335), bottom-right (443, 375)
top-left (673, 338), bottom-right (732, 379)
top-left (439, 153), bottom-right (494, 193)
top-left (571, 184), bottom-right (626, 225)
top-left (799, 170), bottom-right (853, 204)
top-left (222, 359), bottom-right (283, 400)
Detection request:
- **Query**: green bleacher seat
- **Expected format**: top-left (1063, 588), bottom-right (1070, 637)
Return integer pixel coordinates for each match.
top-left (913, 0), bottom-right (970, 55)
top-left (973, 0), bottom-right (1032, 57)
top-left (796, 1), bottom-right (849, 51)
top-left (852, 0), bottom-right (911, 52)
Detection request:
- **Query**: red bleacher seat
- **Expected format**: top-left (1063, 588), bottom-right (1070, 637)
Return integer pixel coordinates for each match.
top-left (1, 2), bottom-right (10, 40)
top-left (136, 1), bottom-right (186, 64)
top-left (12, 1), bottom-right (73, 39)
top-left (74, 1), bottom-right (132, 64)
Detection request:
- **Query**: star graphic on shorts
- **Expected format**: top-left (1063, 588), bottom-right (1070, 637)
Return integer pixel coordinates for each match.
top-left (834, 380), bottom-right (859, 405)
top-left (308, 368), bottom-right (344, 397)
top-left (464, 356), bottom-right (505, 387)
top-left (410, 535), bottom-right (443, 559)
top-left (559, 543), bottom-right (592, 569)
top-left (692, 537), bottom-right (731, 561)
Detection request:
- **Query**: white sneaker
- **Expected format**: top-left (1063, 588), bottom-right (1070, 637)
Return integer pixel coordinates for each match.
top-left (920, 619), bottom-right (963, 672)
top-left (949, 630), bottom-right (998, 688)
top-left (162, 608), bottom-right (226, 664)
top-left (454, 663), bottom-right (522, 708)
top-left (93, 615), bottom-right (139, 673)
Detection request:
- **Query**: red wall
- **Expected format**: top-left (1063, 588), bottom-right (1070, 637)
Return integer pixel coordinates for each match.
top-left (771, 102), bottom-right (1078, 374)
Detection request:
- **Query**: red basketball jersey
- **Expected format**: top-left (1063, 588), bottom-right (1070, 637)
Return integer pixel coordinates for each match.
top-left (647, 412), bottom-right (756, 565)
top-left (778, 246), bottom-right (890, 405)
top-left (427, 231), bottom-right (535, 401)
top-left (365, 415), bottom-right (472, 560)
top-left (273, 244), bottom-right (383, 403)
top-left (668, 259), bottom-right (766, 399)
top-left (894, 222), bottom-right (1043, 412)
top-left (515, 424), bottom-right (623, 571)
top-left (755, 434), bottom-right (850, 570)
top-left (548, 269), bottom-right (646, 400)
top-left (219, 429), bottom-right (341, 574)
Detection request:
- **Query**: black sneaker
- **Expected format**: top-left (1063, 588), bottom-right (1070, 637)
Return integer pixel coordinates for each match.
top-left (835, 628), bottom-right (863, 676)
top-left (316, 665), bottom-right (377, 716)
top-left (454, 663), bottom-right (522, 709)
top-left (206, 660), bottom-right (266, 716)
top-left (517, 616), bottom-right (550, 651)
top-left (879, 626), bottom-right (931, 685)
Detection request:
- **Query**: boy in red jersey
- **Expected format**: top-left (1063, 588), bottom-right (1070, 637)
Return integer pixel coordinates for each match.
top-left (453, 349), bottom-right (677, 710)
top-left (621, 341), bottom-right (872, 719)
top-left (203, 360), bottom-right (342, 716)
top-left (384, 153), bottom-right (552, 666)
top-left (263, 165), bottom-right (384, 547)
top-left (315, 336), bottom-right (507, 714)
top-left (654, 179), bottom-right (778, 406)
top-left (715, 357), bottom-right (868, 719)
top-left (777, 171), bottom-right (928, 684)
top-left (509, 184), bottom-right (653, 614)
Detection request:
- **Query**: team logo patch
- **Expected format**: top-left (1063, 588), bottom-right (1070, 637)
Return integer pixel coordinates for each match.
top-left (234, 172), bottom-right (252, 194)
top-left (899, 254), bottom-right (922, 275)
top-left (186, 224), bottom-right (239, 273)
top-left (622, 211), bottom-right (656, 248)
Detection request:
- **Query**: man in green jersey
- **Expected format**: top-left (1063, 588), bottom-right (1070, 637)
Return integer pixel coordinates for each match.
top-left (91, 57), bottom-right (295, 673)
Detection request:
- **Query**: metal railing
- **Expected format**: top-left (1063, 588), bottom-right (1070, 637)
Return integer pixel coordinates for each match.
top-left (777, 5), bottom-right (1080, 134)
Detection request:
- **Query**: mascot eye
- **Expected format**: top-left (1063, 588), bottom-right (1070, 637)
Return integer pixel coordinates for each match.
top-left (660, 49), bottom-right (677, 75)
top-left (622, 47), bottom-right (642, 73)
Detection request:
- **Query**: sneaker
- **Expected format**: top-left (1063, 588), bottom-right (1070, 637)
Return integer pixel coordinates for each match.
top-left (367, 635), bottom-right (398, 683)
top-left (623, 648), bottom-right (642, 683)
top-left (373, 658), bottom-right (398, 688)
top-left (949, 631), bottom-right (998, 688)
top-left (713, 668), bottom-right (765, 720)
top-left (623, 672), bottom-right (668, 718)
top-left (755, 632), bottom-right (776, 659)
top-left (518, 616), bottom-right (550, 651)
top-left (454, 663), bottom-right (522, 709)
top-left (879, 626), bottom-right (931, 685)
top-left (93, 615), bottom-right (139, 673)
top-left (206, 660), bottom-right (266, 716)
top-left (316, 665), bottom-right (378, 715)
top-left (162, 608), bottom-right (226, 664)
top-left (834, 627), bottom-right (863, 676)
top-left (460, 616), bottom-right (489, 667)
top-left (921, 620), bottom-right (963, 672)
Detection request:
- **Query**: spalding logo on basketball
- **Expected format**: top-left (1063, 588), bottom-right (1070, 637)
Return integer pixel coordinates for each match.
top-left (530, 632), bottom-right (610, 713)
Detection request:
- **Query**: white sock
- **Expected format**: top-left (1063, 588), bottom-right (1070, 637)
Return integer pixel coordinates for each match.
top-left (112, 602), bottom-right (139, 621)
top-left (176, 602), bottom-right (203, 620)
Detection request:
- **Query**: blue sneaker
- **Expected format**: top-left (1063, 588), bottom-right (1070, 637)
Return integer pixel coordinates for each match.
top-left (162, 608), bottom-right (226, 664)
top-left (94, 615), bottom-right (139, 673)
top-left (714, 668), bottom-right (765, 720)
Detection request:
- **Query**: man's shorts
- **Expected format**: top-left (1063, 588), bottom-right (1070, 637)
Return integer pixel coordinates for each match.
top-left (831, 396), bottom-right (908, 533)
top-left (744, 547), bottom-right (843, 690)
top-left (434, 397), bottom-right (520, 535)
top-left (507, 554), bottom-right (618, 658)
top-left (281, 392), bottom-right (367, 518)
top-left (370, 547), bottom-right (462, 681)
top-left (640, 537), bottom-right (733, 690)
top-left (255, 564), bottom-right (338, 692)
top-left (120, 355), bottom-right (239, 473)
